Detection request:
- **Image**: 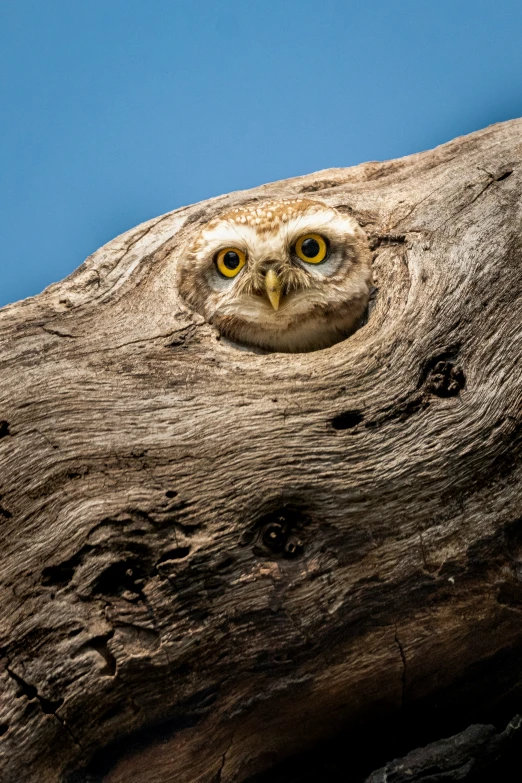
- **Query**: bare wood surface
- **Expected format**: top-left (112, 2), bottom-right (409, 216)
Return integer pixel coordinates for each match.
top-left (0, 119), bottom-right (521, 783)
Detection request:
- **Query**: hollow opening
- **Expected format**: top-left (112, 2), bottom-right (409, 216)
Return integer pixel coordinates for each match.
top-left (91, 559), bottom-right (147, 597)
top-left (496, 169), bottom-right (513, 181)
top-left (157, 546), bottom-right (191, 563)
top-left (331, 410), bottom-right (364, 430)
top-left (39, 696), bottom-right (64, 715)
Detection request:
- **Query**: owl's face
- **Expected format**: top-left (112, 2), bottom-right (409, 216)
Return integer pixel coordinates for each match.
top-left (178, 199), bottom-right (372, 353)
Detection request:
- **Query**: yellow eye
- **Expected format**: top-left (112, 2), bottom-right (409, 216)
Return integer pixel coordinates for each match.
top-left (215, 247), bottom-right (246, 278)
top-left (295, 233), bottom-right (328, 264)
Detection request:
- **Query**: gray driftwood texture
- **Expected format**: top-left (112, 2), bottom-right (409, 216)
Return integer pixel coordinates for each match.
top-left (0, 119), bottom-right (521, 783)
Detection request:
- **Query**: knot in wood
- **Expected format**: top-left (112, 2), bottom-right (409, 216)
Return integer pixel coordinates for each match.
top-left (426, 361), bottom-right (466, 398)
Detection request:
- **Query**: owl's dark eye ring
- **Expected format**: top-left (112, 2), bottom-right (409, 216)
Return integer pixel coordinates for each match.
top-left (295, 233), bottom-right (328, 264)
top-left (215, 247), bottom-right (247, 278)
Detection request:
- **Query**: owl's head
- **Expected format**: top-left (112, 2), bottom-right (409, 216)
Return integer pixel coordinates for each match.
top-left (178, 198), bottom-right (372, 353)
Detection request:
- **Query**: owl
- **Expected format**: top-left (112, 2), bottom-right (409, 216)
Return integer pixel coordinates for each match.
top-left (178, 198), bottom-right (372, 353)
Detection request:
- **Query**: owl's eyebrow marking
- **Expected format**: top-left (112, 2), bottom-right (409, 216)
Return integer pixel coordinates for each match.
top-left (284, 207), bottom-right (309, 241)
top-left (226, 219), bottom-right (250, 249)
top-left (285, 207), bottom-right (326, 248)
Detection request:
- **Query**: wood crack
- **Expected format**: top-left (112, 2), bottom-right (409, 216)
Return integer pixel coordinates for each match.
top-left (393, 629), bottom-right (407, 709)
top-left (5, 664), bottom-right (84, 750)
top-left (41, 325), bottom-right (78, 339)
top-left (434, 175), bottom-right (503, 230)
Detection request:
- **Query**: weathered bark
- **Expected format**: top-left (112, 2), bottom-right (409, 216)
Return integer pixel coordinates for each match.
top-left (0, 119), bottom-right (521, 783)
top-left (364, 717), bottom-right (522, 782)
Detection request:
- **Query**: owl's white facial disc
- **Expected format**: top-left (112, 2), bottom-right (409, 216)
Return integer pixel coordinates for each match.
top-left (178, 198), bottom-right (373, 353)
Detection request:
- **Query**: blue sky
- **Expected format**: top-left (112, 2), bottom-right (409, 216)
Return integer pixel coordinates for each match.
top-left (1, 0), bottom-right (521, 307)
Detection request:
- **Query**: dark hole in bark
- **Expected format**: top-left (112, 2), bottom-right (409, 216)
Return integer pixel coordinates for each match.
top-left (19, 681), bottom-right (37, 699)
top-left (496, 169), bottom-right (513, 181)
top-left (251, 506), bottom-right (309, 558)
top-left (39, 696), bottom-right (64, 715)
top-left (157, 546), bottom-right (191, 563)
top-left (425, 361), bottom-right (466, 398)
top-left (505, 517), bottom-right (522, 558)
top-left (165, 490), bottom-right (178, 498)
top-left (331, 410), bottom-right (364, 430)
top-left (91, 560), bottom-right (145, 597)
top-left (42, 563), bottom-right (76, 587)
top-left (272, 654), bottom-right (292, 664)
top-left (284, 535), bottom-right (304, 558)
top-left (418, 347), bottom-right (462, 388)
top-left (0, 504), bottom-right (12, 519)
top-left (0, 420), bottom-right (10, 438)
top-left (0, 724), bottom-right (7, 736)
top-left (41, 545), bottom-right (93, 587)
top-left (262, 522), bottom-right (286, 552)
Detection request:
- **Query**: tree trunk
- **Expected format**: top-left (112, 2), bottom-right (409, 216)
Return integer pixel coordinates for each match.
top-left (0, 118), bottom-right (521, 783)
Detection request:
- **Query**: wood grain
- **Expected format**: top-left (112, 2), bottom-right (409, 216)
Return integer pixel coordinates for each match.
top-left (0, 119), bottom-right (521, 783)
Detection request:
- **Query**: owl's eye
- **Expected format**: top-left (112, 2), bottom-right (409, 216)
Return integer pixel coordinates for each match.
top-left (295, 233), bottom-right (328, 264)
top-left (215, 247), bottom-right (247, 278)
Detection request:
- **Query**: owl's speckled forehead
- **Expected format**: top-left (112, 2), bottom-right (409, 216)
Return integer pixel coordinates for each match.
top-left (206, 198), bottom-right (330, 234)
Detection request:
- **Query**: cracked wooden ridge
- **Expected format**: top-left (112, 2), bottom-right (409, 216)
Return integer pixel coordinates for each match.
top-left (0, 119), bottom-right (521, 783)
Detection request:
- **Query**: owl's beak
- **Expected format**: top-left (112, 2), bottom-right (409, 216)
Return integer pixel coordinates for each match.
top-left (265, 268), bottom-right (282, 311)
